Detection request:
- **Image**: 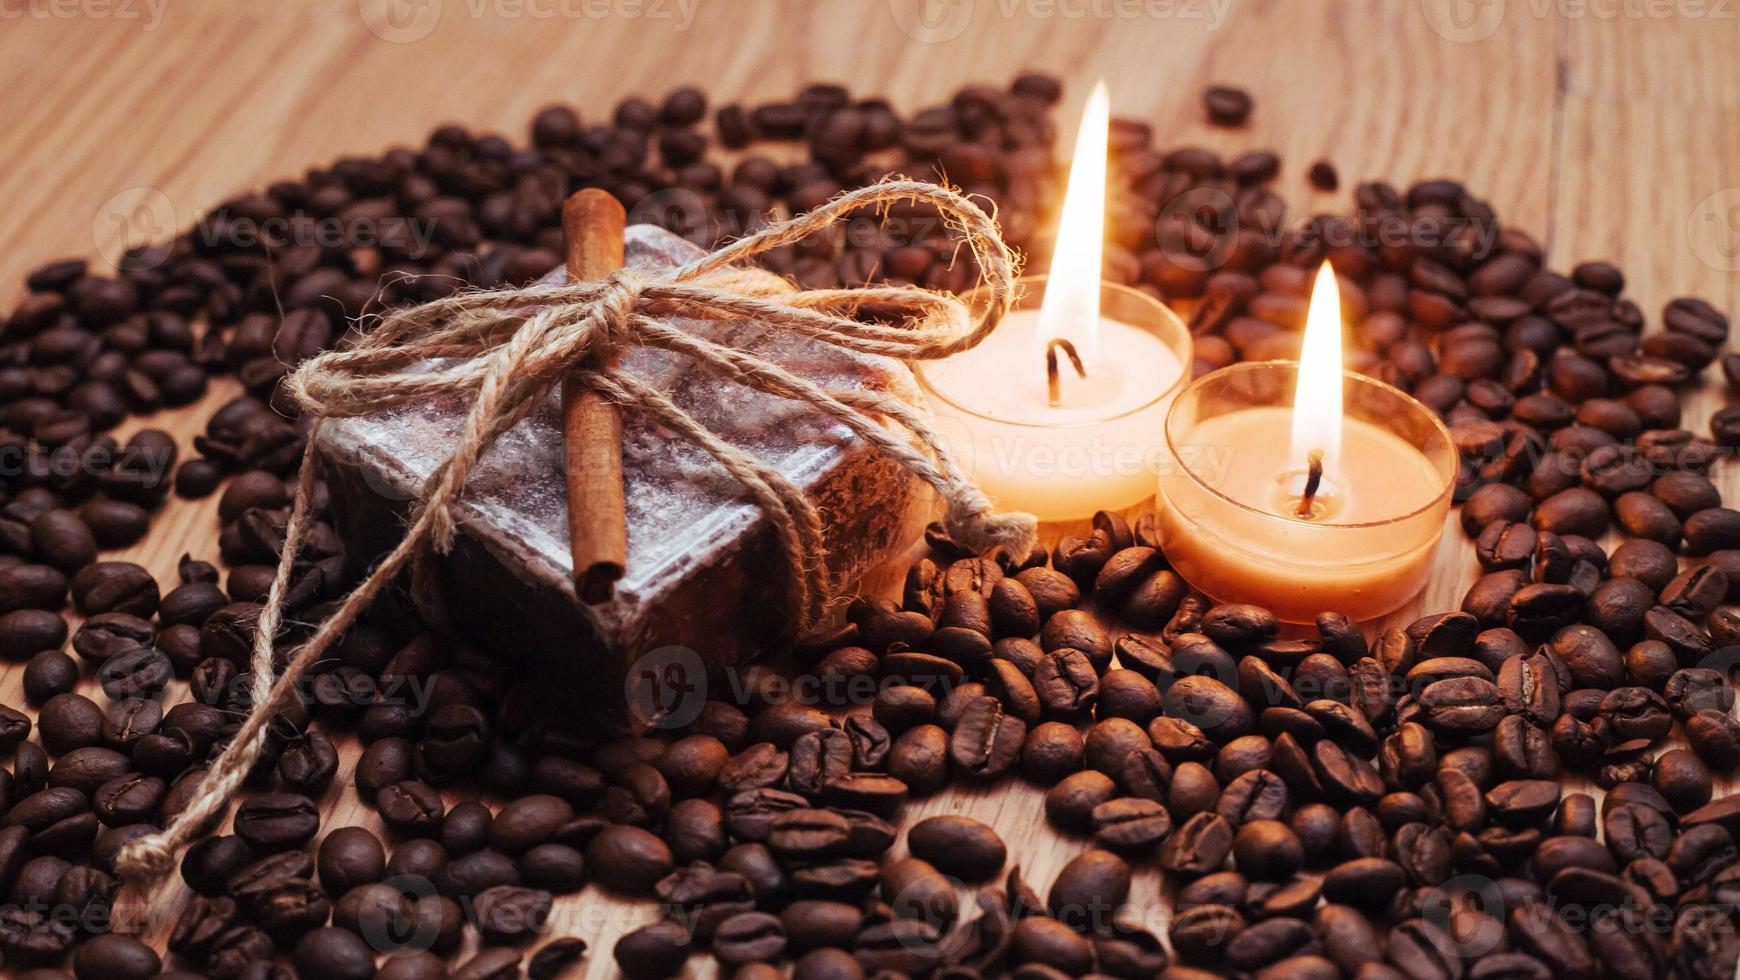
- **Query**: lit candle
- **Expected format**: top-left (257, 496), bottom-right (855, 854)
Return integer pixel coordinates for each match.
top-left (1156, 262), bottom-right (1457, 623)
top-left (916, 82), bottom-right (1191, 522)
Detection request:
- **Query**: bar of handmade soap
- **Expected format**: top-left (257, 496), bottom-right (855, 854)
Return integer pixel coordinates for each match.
top-left (317, 226), bottom-right (932, 726)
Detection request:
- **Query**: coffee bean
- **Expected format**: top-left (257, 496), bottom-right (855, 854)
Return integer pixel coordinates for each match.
top-left (376, 780), bottom-right (445, 836)
top-left (20, 649), bottom-right (76, 706)
top-left (470, 883), bottom-right (552, 944)
top-left (69, 561), bottom-right (160, 617)
top-left (0, 608), bottom-right (66, 662)
top-left (0, 564), bottom-right (68, 614)
top-left (39, 692), bottom-right (101, 753)
top-left (1204, 86), bottom-right (1253, 126)
top-left (234, 794), bottom-right (320, 852)
top-left (1093, 797), bottom-right (1174, 851)
top-left (71, 611), bottom-right (154, 666)
top-left (30, 509), bottom-right (97, 573)
top-left (1686, 508), bottom-right (1740, 555)
top-left (316, 826), bottom-right (385, 897)
top-left (820, 773), bottom-right (908, 818)
top-left (1018, 721), bottom-right (1083, 785)
top-left (293, 927), bottom-right (376, 980)
top-left (585, 825), bottom-right (673, 896)
top-left (72, 933), bottom-right (161, 980)
top-left (97, 645), bottom-right (173, 700)
top-left (1048, 847), bottom-right (1130, 931)
top-left (1162, 811), bottom-right (1235, 876)
top-left (1535, 487), bottom-right (1609, 537)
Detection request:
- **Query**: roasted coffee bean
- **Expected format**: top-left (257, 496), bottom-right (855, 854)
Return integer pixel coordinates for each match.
top-left (180, 834), bottom-right (254, 896)
top-left (73, 933), bottom-right (161, 980)
top-left (820, 773), bottom-right (908, 818)
top-left (710, 909), bottom-right (787, 967)
top-left (377, 780), bottom-right (445, 836)
top-left (72, 611), bottom-right (154, 665)
top-left (317, 826), bottom-right (385, 896)
top-left (39, 692), bottom-right (102, 753)
top-left (30, 509), bottom-right (97, 573)
top-left (1665, 668), bottom-right (1734, 719)
top-left (277, 730), bottom-right (338, 796)
top-left (1204, 86), bottom-right (1253, 126)
top-left (0, 564), bottom-right (68, 614)
top-left (1534, 487), bottom-right (1610, 538)
top-left (1048, 847), bottom-right (1131, 930)
top-left (906, 814), bottom-right (1006, 882)
top-left (780, 900), bottom-right (863, 953)
top-left (355, 737), bottom-right (416, 799)
top-left (450, 947), bottom-right (524, 980)
top-left (21, 649), bottom-right (77, 705)
top-left (884, 723), bottom-right (948, 795)
top-left (1041, 609), bottom-right (1113, 669)
top-left (69, 561), bottom-right (160, 617)
top-left (293, 927), bottom-right (377, 980)
top-left (871, 685), bottom-right (937, 733)
top-left (585, 825), bottom-right (673, 896)
top-left (1046, 770), bottom-right (1118, 834)
top-left (234, 793), bottom-right (320, 852)
top-left (1418, 676), bottom-right (1504, 734)
top-left (471, 883), bottom-right (553, 944)
top-left (0, 609), bottom-right (67, 662)
top-left (1609, 539), bottom-right (1679, 592)
top-left (1016, 567), bottom-right (1080, 619)
top-left (1018, 720), bottom-right (1083, 785)
top-left (1507, 583), bottom-right (1585, 640)
top-left (1462, 483), bottom-right (1532, 535)
top-left (1093, 797), bottom-right (1174, 851)
top-left (1162, 811), bottom-right (1235, 876)
top-left (613, 917), bottom-right (692, 979)
top-left (97, 645), bottom-right (173, 700)
top-left (1163, 674), bottom-right (1254, 742)
top-left (426, 845), bottom-right (513, 898)
top-left (1686, 507), bottom-right (1740, 555)
top-left (1687, 709), bottom-right (1740, 769)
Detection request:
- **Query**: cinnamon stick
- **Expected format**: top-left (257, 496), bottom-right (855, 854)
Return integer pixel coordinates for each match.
top-left (561, 189), bottom-right (629, 604)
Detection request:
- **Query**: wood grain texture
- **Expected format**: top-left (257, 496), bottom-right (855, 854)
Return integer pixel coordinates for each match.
top-left (0, 1), bottom-right (1737, 976)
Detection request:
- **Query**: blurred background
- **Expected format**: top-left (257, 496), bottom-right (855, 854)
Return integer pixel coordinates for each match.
top-left (0, 0), bottom-right (1734, 323)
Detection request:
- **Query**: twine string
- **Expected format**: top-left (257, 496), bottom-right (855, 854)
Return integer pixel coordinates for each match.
top-left (111, 179), bottom-right (1036, 922)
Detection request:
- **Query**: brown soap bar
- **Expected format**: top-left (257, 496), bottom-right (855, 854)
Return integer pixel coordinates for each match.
top-left (317, 225), bottom-right (932, 726)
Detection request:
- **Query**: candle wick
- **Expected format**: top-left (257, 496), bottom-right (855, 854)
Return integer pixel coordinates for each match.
top-left (1046, 338), bottom-right (1087, 407)
top-left (1298, 449), bottom-right (1325, 518)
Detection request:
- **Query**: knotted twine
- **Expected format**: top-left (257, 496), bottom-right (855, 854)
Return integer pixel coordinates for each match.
top-left (112, 180), bottom-right (1038, 923)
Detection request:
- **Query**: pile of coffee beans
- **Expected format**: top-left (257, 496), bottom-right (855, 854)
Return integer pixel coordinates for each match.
top-left (1, 69), bottom-right (1738, 979)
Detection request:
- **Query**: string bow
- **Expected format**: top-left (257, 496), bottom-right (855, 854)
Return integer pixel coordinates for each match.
top-left (113, 179), bottom-right (1037, 918)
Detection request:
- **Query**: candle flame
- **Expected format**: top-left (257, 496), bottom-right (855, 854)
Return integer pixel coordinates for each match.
top-left (1290, 260), bottom-right (1344, 470)
top-left (1037, 80), bottom-right (1110, 365)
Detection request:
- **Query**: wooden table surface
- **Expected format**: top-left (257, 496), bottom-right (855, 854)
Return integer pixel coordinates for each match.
top-left (3, 1), bottom-right (1739, 976)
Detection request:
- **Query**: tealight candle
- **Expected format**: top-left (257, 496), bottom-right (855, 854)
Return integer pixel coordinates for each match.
top-left (1157, 262), bottom-right (1456, 622)
top-left (914, 82), bottom-right (1191, 522)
